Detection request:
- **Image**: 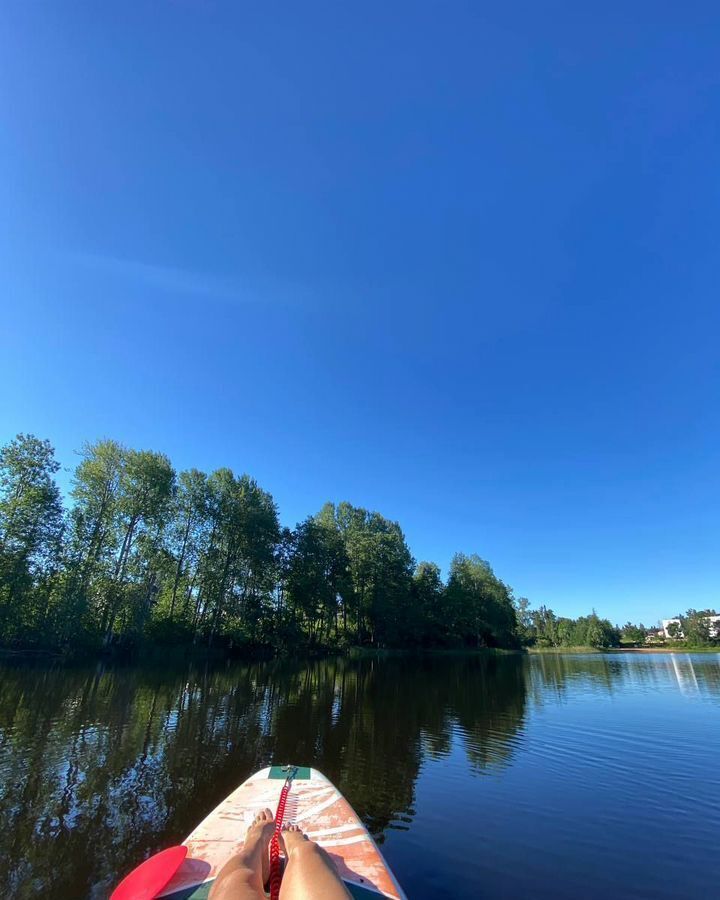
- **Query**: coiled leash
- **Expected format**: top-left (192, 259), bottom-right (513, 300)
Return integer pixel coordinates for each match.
top-left (269, 765), bottom-right (298, 900)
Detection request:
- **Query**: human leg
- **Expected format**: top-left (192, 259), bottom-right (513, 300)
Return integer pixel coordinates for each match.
top-left (209, 808), bottom-right (274, 900)
top-left (278, 825), bottom-right (352, 900)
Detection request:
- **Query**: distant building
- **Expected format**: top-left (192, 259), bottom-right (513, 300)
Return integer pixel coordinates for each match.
top-left (645, 627), bottom-right (665, 642)
top-left (662, 615), bottom-right (720, 639)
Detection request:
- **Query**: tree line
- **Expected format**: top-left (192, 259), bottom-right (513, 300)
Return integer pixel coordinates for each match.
top-left (617, 612), bottom-right (720, 648)
top-left (0, 433), bottom-right (524, 654)
top-left (516, 602), bottom-right (621, 649)
top-left (1, 432), bottom-right (649, 656)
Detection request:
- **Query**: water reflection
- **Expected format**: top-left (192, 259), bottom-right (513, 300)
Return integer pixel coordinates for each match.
top-left (530, 650), bottom-right (720, 699)
top-left (0, 651), bottom-right (718, 898)
top-left (0, 654), bottom-right (527, 897)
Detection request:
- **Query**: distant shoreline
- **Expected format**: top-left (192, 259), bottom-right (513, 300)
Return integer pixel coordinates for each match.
top-left (529, 645), bottom-right (720, 655)
top-left (608, 646), bottom-right (720, 654)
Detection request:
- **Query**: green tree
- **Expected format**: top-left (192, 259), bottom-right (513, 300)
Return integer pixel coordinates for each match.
top-left (556, 617), bottom-right (576, 646)
top-left (194, 470), bottom-right (279, 647)
top-left (412, 562), bottom-right (446, 646)
top-left (99, 449), bottom-right (175, 644)
top-left (681, 609), bottom-right (717, 647)
top-left (69, 440), bottom-right (124, 586)
top-left (513, 596), bottom-right (534, 645)
top-left (532, 605), bottom-right (559, 647)
top-left (285, 517), bottom-right (350, 646)
top-left (316, 502), bottom-right (414, 646)
top-left (621, 622), bottom-right (646, 645)
top-left (0, 434), bottom-right (64, 641)
top-left (163, 469), bottom-right (210, 625)
top-left (527, 606), bottom-right (620, 649)
top-left (444, 554), bottom-right (518, 648)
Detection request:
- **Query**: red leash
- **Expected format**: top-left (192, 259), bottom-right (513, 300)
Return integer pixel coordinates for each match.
top-left (269, 766), bottom-right (298, 900)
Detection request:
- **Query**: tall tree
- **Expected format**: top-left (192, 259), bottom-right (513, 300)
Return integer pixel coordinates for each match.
top-left (68, 439), bottom-right (125, 598)
top-left (445, 554), bottom-right (518, 648)
top-left (531, 605), bottom-right (559, 647)
top-left (411, 562), bottom-right (445, 646)
top-left (285, 517), bottom-right (350, 644)
top-left (0, 434), bottom-right (63, 639)
top-left (194, 470), bottom-right (279, 647)
top-left (513, 597), bottom-right (534, 645)
top-left (165, 469), bottom-right (210, 622)
top-left (316, 502), bottom-right (414, 646)
top-left (100, 449), bottom-right (175, 643)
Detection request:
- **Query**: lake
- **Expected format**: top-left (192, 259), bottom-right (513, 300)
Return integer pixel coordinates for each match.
top-left (1, 651), bottom-right (719, 899)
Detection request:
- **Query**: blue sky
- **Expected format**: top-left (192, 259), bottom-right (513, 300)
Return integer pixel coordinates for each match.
top-left (1, 2), bottom-right (718, 625)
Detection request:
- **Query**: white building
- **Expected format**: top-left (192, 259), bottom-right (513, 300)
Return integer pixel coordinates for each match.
top-left (662, 615), bottom-right (720, 639)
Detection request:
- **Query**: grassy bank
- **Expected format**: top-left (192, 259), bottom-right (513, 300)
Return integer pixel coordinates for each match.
top-left (527, 645), bottom-right (603, 654)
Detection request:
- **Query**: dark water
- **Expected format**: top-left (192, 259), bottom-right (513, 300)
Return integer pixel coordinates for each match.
top-left (1, 652), bottom-right (719, 899)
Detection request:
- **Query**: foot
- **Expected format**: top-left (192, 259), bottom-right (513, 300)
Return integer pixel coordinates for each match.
top-left (279, 823), bottom-right (309, 858)
top-left (245, 808), bottom-right (275, 885)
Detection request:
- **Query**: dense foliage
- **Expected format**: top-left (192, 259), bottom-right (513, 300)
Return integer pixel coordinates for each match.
top-left (620, 622), bottom-right (648, 644)
top-left (670, 610), bottom-right (720, 648)
top-left (618, 611), bottom-right (720, 648)
top-left (0, 433), bottom-right (528, 655)
top-left (523, 604), bottom-right (621, 649)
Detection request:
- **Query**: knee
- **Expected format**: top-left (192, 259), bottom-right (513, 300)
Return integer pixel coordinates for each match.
top-left (291, 840), bottom-right (324, 860)
top-left (229, 867), bottom-right (257, 882)
top-left (213, 866), bottom-right (257, 892)
top-left (295, 840), bottom-right (334, 865)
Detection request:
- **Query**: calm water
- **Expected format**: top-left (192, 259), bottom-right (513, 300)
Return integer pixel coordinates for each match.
top-left (1, 652), bottom-right (719, 899)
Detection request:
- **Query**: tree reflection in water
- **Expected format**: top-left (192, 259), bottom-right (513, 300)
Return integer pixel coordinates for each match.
top-left (3, 652), bottom-right (718, 898)
top-left (0, 654), bottom-right (527, 897)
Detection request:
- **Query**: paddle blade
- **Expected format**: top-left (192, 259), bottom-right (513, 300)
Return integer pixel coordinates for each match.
top-left (111, 845), bottom-right (188, 900)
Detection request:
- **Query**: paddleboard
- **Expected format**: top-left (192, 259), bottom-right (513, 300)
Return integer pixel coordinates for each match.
top-left (158, 766), bottom-right (406, 900)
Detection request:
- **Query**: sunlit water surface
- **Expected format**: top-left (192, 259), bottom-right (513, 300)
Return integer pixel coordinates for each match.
top-left (1, 652), bottom-right (719, 898)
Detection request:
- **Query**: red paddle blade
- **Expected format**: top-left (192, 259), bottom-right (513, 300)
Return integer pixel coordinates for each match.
top-left (111, 845), bottom-right (188, 900)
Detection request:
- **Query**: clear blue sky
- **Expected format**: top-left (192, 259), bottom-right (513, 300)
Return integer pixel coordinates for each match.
top-left (1, 2), bottom-right (718, 625)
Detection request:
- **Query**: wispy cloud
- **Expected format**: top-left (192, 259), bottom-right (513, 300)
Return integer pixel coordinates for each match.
top-left (63, 252), bottom-right (255, 303)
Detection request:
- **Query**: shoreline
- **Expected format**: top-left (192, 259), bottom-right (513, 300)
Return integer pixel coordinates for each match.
top-left (529, 645), bottom-right (720, 655)
top-left (3, 644), bottom-right (717, 667)
top-left (609, 646), bottom-right (720, 654)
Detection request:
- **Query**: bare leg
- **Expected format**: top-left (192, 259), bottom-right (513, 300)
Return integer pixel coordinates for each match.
top-left (209, 808), bottom-right (274, 900)
top-left (279, 824), bottom-right (352, 900)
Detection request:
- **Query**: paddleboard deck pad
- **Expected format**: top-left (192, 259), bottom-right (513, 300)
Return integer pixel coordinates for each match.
top-left (158, 766), bottom-right (406, 900)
